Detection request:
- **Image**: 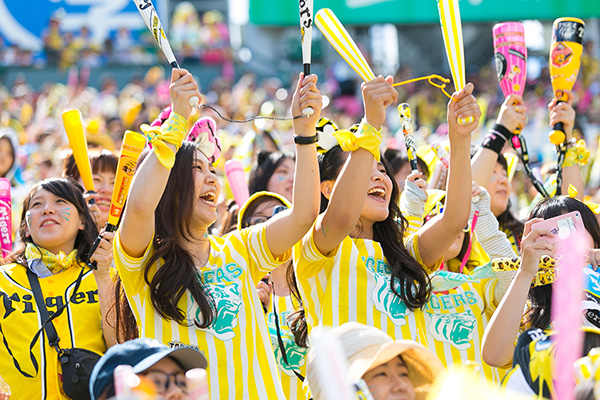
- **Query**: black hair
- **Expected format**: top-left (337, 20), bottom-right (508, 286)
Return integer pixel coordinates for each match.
top-left (523, 196), bottom-right (600, 330)
top-left (113, 143), bottom-right (216, 332)
top-left (248, 151), bottom-right (295, 195)
top-left (383, 148), bottom-right (430, 181)
top-left (319, 146), bottom-right (431, 310)
top-left (7, 178), bottom-right (98, 266)
top-left (494, 154), bottom-right (524, 246)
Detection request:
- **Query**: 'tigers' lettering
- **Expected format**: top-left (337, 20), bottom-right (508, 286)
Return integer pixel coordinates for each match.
top-left (1, 290), bottom-right (99, 318)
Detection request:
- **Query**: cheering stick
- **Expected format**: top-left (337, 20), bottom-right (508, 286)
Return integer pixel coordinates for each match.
top-left (493, 22), bottom-right (548, 198)
top-left (436, 0), bottom-right (473, 125)
top-left (86, 131), bottom-right (147, 268)
top-left (398, 104), bottom-right (418, 173)
top-left (299, 0), bottom-right (314, 116)
top-left (548, 17), bottom-right (585, 145)
top-left (62, 109), bottom-right (96, 203)
top-left (0, 178), bottom-right (11, 259)
top-left (133, 0), bottom-right (199, 107)
top-left (493, 22), bottom-right (527, 103)
top-left (315, 8), bottom-right (376, 82)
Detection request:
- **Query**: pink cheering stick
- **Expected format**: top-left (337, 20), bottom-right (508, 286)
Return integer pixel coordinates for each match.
top-left (493, 22), bottom-right (527, 101)
top-left (225, 160), bottom-right (250, 206)
top-left (0, 178), bottom-right (12, 259)
top-left (552, 231), bottom-right (587, 400)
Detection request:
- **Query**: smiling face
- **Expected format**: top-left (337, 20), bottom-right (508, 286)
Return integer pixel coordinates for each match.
top-left (93, 170), bottom-right (116, 227)
top-left (489, 162), bottom-right (510, 217)
top-left (266, 158), bottom-right (294, 202)
top-left (192, 150), bottom-right (221, 229)
top-left (362, 356), bottom-right (416, 400)
top-left (360, 160), bottom-right (394, 228)
top-left (24, 188), bottom-right (84, 255)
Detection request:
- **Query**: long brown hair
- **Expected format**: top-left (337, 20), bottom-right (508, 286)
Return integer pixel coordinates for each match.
top-left (318, 146), bottom-right (431, 310)
top-left (144, 142), bottom-right (216, 327)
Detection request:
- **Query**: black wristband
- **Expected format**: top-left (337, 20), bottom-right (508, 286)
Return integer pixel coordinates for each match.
top-left (294, 133), bottom-right (319, 145)
top-left (482, 124), bottom-right (512, 154)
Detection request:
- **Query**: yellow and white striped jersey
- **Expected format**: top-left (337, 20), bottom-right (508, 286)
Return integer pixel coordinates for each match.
top-left (294, 226), bottom-right (433, 345)
top-left (114, 225), bottom-right (289, 400)
top-left (425, 275), bottom-right (505, 383)
top-left (266, 294), bottom-right (308, 400)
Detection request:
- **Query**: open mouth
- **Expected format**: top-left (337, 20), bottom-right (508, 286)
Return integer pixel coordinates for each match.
top-left (41, 220), bottom-right (58, 227)
top-left (96, 199), bottom-right (111, 208)
top-left (367, 187), bottom-right (387, 201)
top-left (199, 190), bottom-right (217, 206)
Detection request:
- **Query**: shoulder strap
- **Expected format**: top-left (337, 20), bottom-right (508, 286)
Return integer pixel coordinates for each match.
top-left (271, 287), bottom-right (305, 383)
top-left (26, 269), bottom-right (60, 350)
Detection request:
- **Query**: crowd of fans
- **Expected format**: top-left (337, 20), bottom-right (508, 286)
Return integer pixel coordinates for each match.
top-left (0, 4), bottom-right (231, 69)
top-left (1, 5), bottom-right (600, 400)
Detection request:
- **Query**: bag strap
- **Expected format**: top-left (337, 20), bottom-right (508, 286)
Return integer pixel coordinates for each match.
top-left (271, 286), bottom-right (305, 383)
top-left (26, 269), bottom-right (61, 351)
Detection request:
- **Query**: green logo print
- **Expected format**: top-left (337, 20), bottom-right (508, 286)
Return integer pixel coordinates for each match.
top-left (427, 310), bottom-right (477, 350)
top-left (188, 280), bottom-right (243, 341)
top-left (364, 256), bottom-right (409, 326)
top-left (267, 310), bottom-right (308, 376)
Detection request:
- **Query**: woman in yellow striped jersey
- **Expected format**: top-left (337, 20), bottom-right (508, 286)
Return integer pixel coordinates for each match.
top-left (237, 191), bottom-right (309, 400)
top-left (294, 77), bottom-right (480, 346)
top-left (113, 69), bottom-right (322, 400)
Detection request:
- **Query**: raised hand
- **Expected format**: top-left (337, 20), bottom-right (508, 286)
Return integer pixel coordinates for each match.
top-left (170, 68), bottom-right (202, 120)
top-left (548, 90), bottom-right (576, 139)
top-left (362, 75), bottom-right (398, 129)
top-left (292, 73), bottom-right (322, 137)
top-left (520, 218), bottom-right (555, 277)
top-left (497, 94), bottom-right (527, 133)
top-left (447, 82), bottom-right (481, 138)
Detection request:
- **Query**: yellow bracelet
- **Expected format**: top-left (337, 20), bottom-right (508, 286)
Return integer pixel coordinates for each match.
top-left (141, 112), bottom-right (188, 168)
top-left (562, 139), bottom-right (590, 168)
top-left (491, 256), bottom-right (557, 287)
top-left (333, 118), bottom-right (382, 161)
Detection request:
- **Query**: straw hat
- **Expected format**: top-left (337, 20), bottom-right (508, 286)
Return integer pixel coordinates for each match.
top-left (308, 322), bottom-right (444, 400)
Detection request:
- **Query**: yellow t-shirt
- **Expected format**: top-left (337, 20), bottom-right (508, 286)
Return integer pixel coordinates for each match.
top-left (266, 294), bottom-right (308, 400)
top-left (294, 227), bottom-right (435, 344)
top-left (0, 263), bottom-right (106, 400)
top-left (114, 225), bottom-right (289, 400)
top-left (425, 275), bottom-right (505, 383)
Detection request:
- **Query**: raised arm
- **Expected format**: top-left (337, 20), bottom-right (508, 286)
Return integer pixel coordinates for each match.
top-left (119, 69), bottom-right (200, 257)
top-left (481, 219), bottom-right (554, 367)
top-left (549, 91), bottom-right (584, 199)
top-left (264, 73), bottom-right (322, 258)
top-left (416, 83), bottom-right (481, 267)
top-left (471, 94), bottom-right (526, 189)
top-left (314, 76), bottom-right (398, 255)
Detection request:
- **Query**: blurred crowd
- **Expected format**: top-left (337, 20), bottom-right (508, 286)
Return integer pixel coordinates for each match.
top-left (0, 4), bottom-right (231, 70)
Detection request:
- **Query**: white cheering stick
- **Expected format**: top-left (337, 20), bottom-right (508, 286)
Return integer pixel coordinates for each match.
top-left (436, 0), bottom-right (473, 125)
top-left (315, 8), bottom-right (376, 83)
top-left (299, 0), bottom-right (314, 116)
top-left (133, 0), bottom-right (199, 107)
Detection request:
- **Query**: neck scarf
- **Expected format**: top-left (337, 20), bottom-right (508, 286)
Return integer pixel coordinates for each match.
top-left (25, 243), bottom-right (78, 278)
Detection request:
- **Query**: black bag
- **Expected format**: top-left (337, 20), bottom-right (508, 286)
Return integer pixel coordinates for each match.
top-left (58, 347), bottom-right (101, 399)
top-left (26, 268), bottom-right (100, 400)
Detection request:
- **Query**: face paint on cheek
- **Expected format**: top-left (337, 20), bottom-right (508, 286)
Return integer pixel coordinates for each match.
top-left (26, 212), bottom-right (32, 226)
top-left (59, 208), bottom-right (71, 222)
top-left (278, 175), bottom-right (286, 182)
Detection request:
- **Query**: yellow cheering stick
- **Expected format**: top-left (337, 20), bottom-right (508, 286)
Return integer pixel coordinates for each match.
top-left (437, 0), bottom-right (473, 126)
top-left (315, 8), bottom-right (376, 82)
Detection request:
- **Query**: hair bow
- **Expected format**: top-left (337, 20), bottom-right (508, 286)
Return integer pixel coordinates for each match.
top-left (186, 117), bottom-right (222, 164)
